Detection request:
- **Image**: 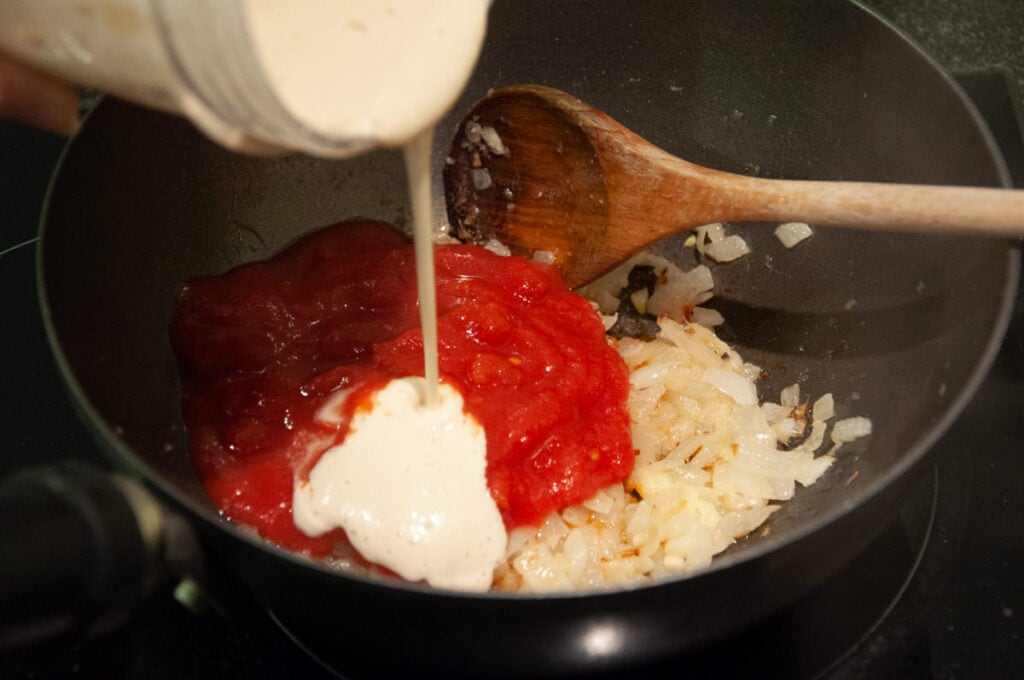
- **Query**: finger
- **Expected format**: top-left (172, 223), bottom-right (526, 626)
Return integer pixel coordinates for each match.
top-left (0, 55), bottom-right (79, 135)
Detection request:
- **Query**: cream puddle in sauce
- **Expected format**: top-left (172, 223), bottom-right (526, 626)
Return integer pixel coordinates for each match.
top-left (293, 125), bottom-right (509, 591)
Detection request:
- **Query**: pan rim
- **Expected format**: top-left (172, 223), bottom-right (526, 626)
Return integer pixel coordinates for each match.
top-left (33, 0), bottom-right (1023, 603)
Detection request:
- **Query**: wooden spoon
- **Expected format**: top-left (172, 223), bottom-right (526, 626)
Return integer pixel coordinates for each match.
top-left (443, 84), bottom-right (1024, 289)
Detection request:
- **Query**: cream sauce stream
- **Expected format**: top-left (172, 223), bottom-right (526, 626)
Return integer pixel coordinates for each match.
top-left (293, 132), bottom-right (509, 591)
top-left (403, 129), bottom-right (440, 406)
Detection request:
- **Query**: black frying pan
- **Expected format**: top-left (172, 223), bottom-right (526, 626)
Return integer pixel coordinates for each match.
top-left (9, 0), bottom-right (1020, 675)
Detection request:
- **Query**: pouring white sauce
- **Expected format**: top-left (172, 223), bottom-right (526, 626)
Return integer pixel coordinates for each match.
top-left (283, 2), bottom-right (504, 589)
top-left (293, 379), bottom-right (506, 591)
top-left (0, 0), bottom-right (502, 586)
top-left (404, 128), bottom-right (442, 407)
top-left (292, 135), bottom-right (509, 590)
top-left (0, 0), bottom-right (490, 155)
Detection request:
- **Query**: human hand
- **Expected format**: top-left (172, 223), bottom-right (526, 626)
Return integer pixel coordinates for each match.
top-left (0, 53), bottom-right (79, 135)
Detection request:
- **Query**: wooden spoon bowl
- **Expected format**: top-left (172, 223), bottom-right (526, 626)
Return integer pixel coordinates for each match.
top-left (443, 84), bottom-right (1024, 288)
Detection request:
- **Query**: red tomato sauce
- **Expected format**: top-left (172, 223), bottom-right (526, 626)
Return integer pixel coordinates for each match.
top-left (170, 221), bottom-right (633, 558)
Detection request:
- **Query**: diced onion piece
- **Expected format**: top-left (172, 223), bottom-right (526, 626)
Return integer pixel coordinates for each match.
top-left (761, 402), bottom-right (789, 425)
top-left (538, 512), bottom-right (568, 549)
top-left (630, 288), bottom-right (650, 313)
top-left (703, 235), bottom-right (751, 263)
top-left (582, 489), bottom-right (615, 515)
top-left (780, 383), bottom-right (801, 407)
top-left (693, 224), bottom-right (719, 255)
top-left (464, 121), bottom-right (483, 143)
top-left (773, 417), bottom-right (801, 440)
top-left (471, 167), bottom-right (493, 190)
top-left (699, 223), bottom-right (726, 243)
top-left (774, 222), bottom-right (813, 248)
top-left (812, 393), bottom-right (835, 421)
top-left (505, 526), bottom-right (534, 557)
top-left (691, 306), bottom-right (724, 327)
top-left (531, 250), bottom-right (556, 265)
top-left (702, 367), bottom-right (757, 405)
top-left (480, 126), bottom-right (510, 156)
top-left (647, 264), bottom-right (714, 320)
top-left (831, 417), bottom-right (873, 444)
top-left (796, 454), bottom-right (835, 486)
top-left (793, 418), bottom-right (828, 454)
top-left (482, 239), bottom-right (511, 256)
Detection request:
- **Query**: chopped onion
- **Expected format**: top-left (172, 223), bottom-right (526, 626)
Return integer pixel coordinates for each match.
top-left (694, 223), bottom-right (721, 256)
top-left (761, 402), bottom-right (789, 425)
top-left (703, 235), bottom-right (751, 263)
top-left (700, 223), bottom-right (726, 243)
top-left (647, 264), bottom-right (714, 320)
top-left (471, 167), bottom-right (493, 190)
top-left (480, 126), bottom-right (510, 156)
top-left (505, 526), bottom-right (534, 558)
top-left (482, 239), bottom-right (511, 256)
top-left (702, 367), bottom-right (758, 405)
top-left (691, 306), bottom-right (724, 327)
top-left (780, 383), bottom-right (801, 407)
top-left (629, 288), bottom-right (650, 313)
top-left (464, 121), bottom-right (483, 144)
top-left (583, 489), bottom-right (615, 515)
top-left (774, 222), bottom-right (813, 248)
top-left (831, 416), bottom-right (873, 444)
top-left (531, 250), bottom-right (556, 265)
top-left (812, 393), bottom-right (835, 421)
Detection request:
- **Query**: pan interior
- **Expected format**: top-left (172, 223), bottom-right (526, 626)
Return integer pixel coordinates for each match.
top-left (40, 0), bottom-right (1015, 591)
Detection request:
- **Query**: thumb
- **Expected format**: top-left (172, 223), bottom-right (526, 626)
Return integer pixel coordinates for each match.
top-left (0, 54), bottom-right (79, 135)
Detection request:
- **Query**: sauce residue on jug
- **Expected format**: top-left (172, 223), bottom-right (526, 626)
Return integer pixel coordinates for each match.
top-left (245, 0), bottom-right (490, 148)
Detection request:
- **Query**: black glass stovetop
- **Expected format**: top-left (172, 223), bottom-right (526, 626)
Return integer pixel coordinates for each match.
top-left (1, 59), bottom-right (1022, 680)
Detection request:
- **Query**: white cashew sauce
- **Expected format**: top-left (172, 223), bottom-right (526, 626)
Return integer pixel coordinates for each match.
top-left (281, 1), bottom-right (501, 589)
top-left (292, 379), bottom-right (507, 591)
top-left (246, 0), bottom-right (491, 148)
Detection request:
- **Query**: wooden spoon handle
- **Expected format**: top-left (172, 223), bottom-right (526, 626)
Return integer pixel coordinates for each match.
top-left (718, 174), bottom-right (1024, 236)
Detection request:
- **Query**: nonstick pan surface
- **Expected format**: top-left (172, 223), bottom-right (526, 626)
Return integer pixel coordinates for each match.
top-left (37, 0), bottom-right (1018, 675)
